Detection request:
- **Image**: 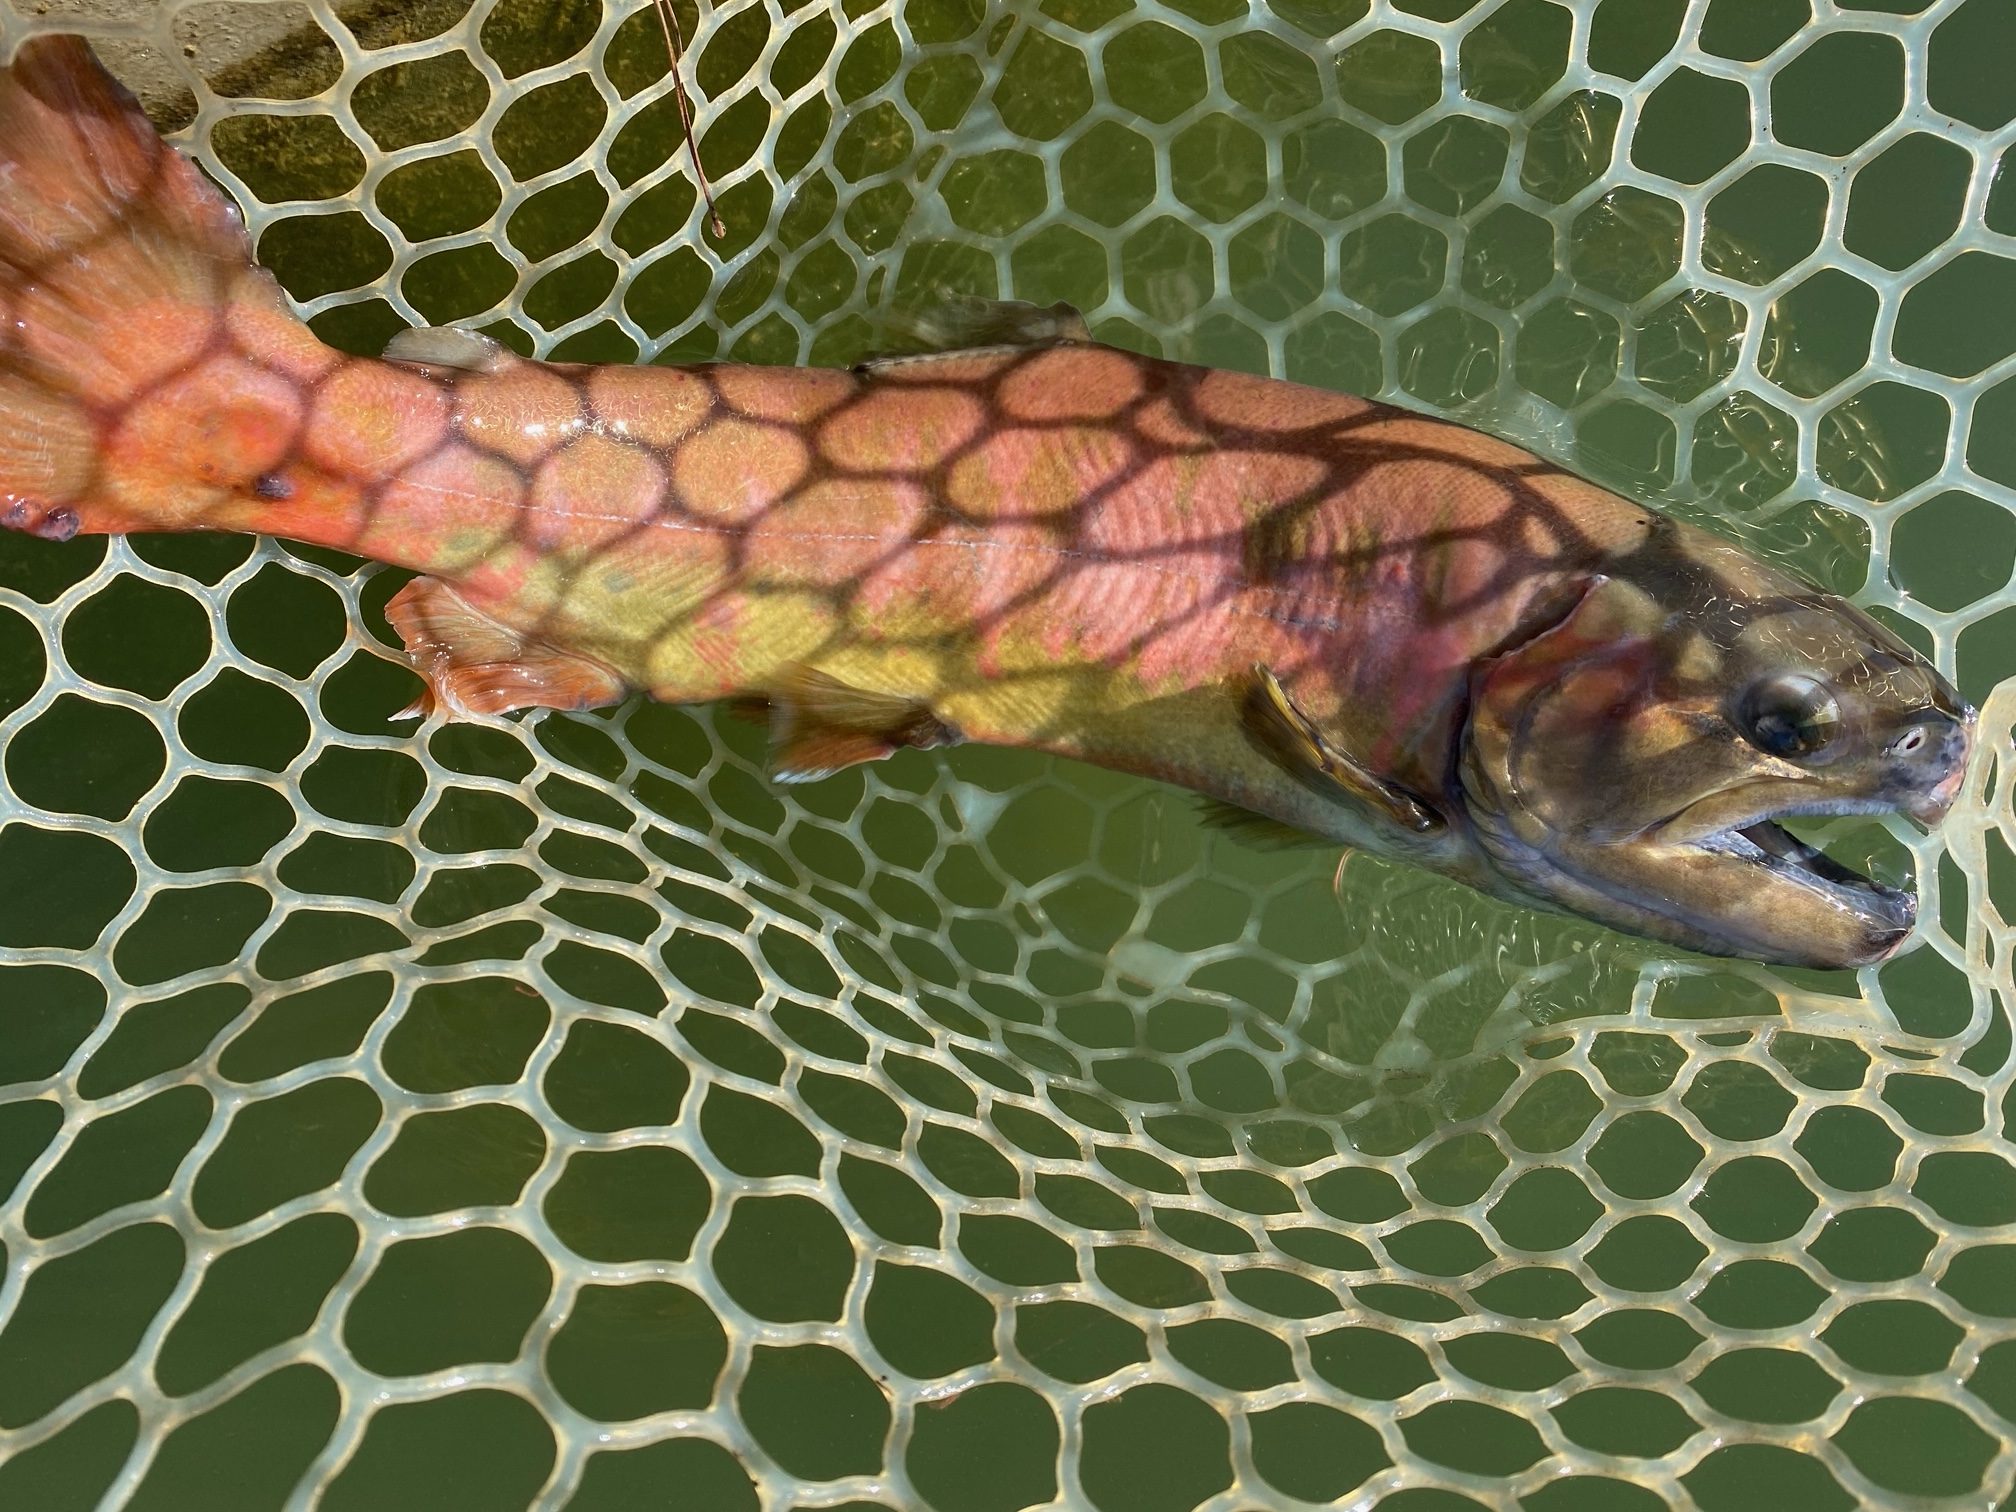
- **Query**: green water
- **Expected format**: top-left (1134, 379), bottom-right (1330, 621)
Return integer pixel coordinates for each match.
top-left (2, 0), bottom-right (2013, 1508)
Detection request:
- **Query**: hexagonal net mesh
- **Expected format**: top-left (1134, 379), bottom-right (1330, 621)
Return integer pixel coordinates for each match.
top-left (0, 0), bottom-right (2012, 1506)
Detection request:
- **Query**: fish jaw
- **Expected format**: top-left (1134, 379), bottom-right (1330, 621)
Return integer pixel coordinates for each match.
top-left (1461, 741), bottom-right (1932, 970)
top-left (1489, 819), bottom-right (1920, 970)
top-left (1647, 707), bottom-right (1972, 967)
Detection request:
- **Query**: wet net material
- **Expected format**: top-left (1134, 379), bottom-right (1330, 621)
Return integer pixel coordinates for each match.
top-left (0, 0), bottom-right (2012, 1507)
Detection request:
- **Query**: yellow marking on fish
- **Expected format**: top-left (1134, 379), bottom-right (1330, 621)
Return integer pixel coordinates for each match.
top-left (1674, 628), bottom-right (1722, 684)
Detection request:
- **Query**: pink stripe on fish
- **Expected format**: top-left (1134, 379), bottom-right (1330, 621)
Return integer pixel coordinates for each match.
top-left (1193, 367), bottom-right (1374, 432)
top-left (713, 365), bottom-right (855, 424)
top-left (946, 425), bottom-right (1136, 521)
top-left (997, 347), bottom-right (1144, 422)
top-left (530, 434), bottom-right (665, 550)
top-left (587, 365), bottom-right (713, 448)
top-left (819, 384), bottom-right (985, 472)
top-left (455, 362), bottom-right (584, 468)
top-left (360, 443), bottom-right (522, 567)
top-left (673, 419), bottom-right (807, 522)
top-left (848, 516), bottom-right (1065, 660)
top-left (744, 478), bottom-right (931, 590)
top-left (306, 362), bottom-right (449, 478)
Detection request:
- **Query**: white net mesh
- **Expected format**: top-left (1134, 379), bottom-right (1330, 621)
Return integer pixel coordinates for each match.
top-left (0, 0), bottom-right (2013, 1506)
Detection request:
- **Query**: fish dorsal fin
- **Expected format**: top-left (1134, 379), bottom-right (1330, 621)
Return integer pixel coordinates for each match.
top-left (1239, 665), bottom-right (1444, 836)
top-left (758, 664), bottom-right (962, 783)
top-left (857, 295), bottom-right (1090, 372)
top-left (384, 325), bottom-right (514, 376)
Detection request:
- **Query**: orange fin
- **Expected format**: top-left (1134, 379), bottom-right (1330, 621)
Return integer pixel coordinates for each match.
top-left (758, 664), bottom-right (961, 783)
top-left (384, 576), bottom-right (627, 720)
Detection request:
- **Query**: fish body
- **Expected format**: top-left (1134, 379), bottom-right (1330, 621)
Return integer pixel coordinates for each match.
top-left (0, 37), bottom-right (1975, 968)
top-left (326, 338), bottom-right (1637, 866)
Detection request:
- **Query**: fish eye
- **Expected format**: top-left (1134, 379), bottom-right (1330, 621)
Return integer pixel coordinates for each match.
top-left (1738, 674), bottom-right (1842, 760)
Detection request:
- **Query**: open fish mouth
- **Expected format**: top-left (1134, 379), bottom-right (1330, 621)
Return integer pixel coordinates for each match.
top-left (1699, 814), bottom-right (1915, 929)
top-left (1681, 795), bottom-right (1920, 952)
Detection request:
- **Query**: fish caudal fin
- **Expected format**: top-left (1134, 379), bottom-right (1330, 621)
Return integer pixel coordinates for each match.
top-left (0, 35), bottom-right (331, 541)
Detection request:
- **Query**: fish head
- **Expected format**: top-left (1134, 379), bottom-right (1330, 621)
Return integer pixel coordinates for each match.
top-left (1458, 520), bottom-right (1974, 969)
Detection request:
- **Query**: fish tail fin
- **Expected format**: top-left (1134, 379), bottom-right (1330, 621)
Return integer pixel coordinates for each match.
top-left (0, 35), bottom-right (331, 541)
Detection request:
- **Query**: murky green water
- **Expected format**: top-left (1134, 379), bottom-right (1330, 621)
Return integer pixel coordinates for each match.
top-left (2, 0), bottom-right (2012, 1506)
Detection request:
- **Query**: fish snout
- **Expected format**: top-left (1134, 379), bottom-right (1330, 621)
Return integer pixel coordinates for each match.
top-left (1890, 705), bottom-right (1974, 827)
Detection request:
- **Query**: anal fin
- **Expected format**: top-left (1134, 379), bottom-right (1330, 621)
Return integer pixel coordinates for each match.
top-left (385, 575), bottom-right (627, 719)
top-left (754, 664), bottom-right (961, 783)
top-left (1239, 665), bottom-right (1443, 836)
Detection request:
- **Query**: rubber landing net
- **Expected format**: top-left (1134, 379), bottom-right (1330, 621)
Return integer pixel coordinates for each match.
top-left (0, 0), bottom-right (2012, 1507)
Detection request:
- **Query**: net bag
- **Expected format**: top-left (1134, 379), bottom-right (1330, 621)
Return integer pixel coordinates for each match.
top-left (0, 0), bottom-right (2012, 1507)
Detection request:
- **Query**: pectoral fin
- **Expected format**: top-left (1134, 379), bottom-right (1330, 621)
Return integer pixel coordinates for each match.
top-left (750, 664), bottom-right (962, 783)
top-left (1239, 665), bottom-right (1443, 835)
top-left (385, 576), bottom-right (627, 719)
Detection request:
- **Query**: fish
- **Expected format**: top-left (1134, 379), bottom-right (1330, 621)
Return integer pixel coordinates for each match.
top-left (0, 35), bottom-right (1976, 970)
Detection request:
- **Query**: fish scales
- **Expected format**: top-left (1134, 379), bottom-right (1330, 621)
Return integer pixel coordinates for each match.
top-left (230, 345), bottom-right (1632, 822)
top-left (0, 36), bottom-right (1975, 968)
